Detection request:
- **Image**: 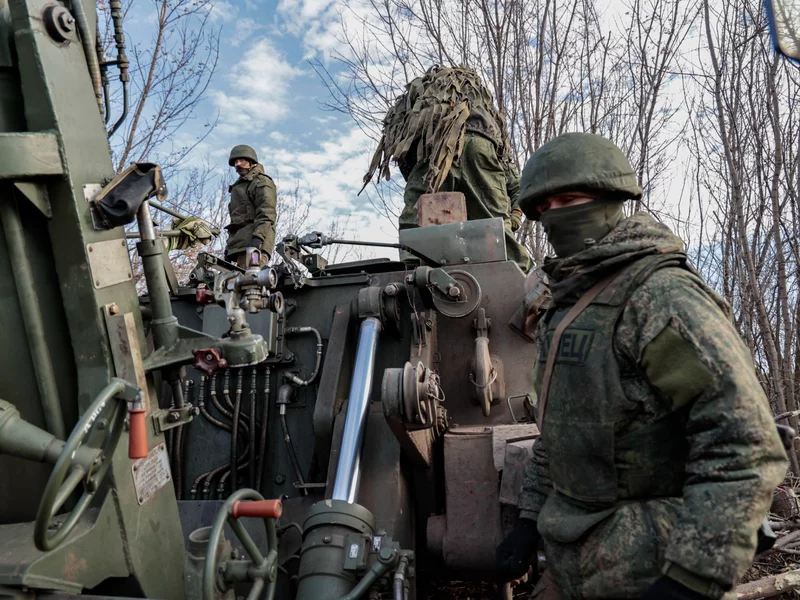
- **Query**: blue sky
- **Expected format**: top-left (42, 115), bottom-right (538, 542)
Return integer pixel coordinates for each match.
top-left (120, 0), bottom-right (400, 257)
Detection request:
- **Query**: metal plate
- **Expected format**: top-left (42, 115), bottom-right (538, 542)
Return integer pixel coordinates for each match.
top-left (87, 238), bottom-right (133, 289)
top-left (399, 217), bottom-right (507, 266)
top-left (131, 442), bottom-right (172, 505)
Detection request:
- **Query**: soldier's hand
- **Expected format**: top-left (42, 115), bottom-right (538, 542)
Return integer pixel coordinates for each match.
top-left (642, 577), bottom-right (710, 600)
top-left (495, 518), bottom-right (539, 583)
top-left (510, 209), bottom-right (523, 232)
top-left (248, 237), bottom-right (262, 249)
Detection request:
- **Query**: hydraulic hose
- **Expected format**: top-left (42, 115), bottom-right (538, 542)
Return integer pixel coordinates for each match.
top-left (199, 375), bottom-right (232, 432)
top-left (393, 555), bottom-right (409, 600)
top-left (255, 367), bottom-right (271, 491)
top-left (231, 370), bottom-right (243, 493)
top-left (284, 327), bottom-right (323, 387)
top-left (69, 0), bottom-right (103, 115)
top-left (170, 378), bottom-right (186, 500)
top-left (338, 557), bottom-right (393, 600)
top-left (249, 366), bottom-right (257, 488)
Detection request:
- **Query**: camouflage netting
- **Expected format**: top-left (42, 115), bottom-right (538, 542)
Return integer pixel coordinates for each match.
top-left (362, 65), bottom-right (514, 195)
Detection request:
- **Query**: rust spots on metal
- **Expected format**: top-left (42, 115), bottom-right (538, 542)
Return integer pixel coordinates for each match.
top-left (62, 552), bottom-right (88, 581)
top-left (418, 192), bottom-right (467, 227)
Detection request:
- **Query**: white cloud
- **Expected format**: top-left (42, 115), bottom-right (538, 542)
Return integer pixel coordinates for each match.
top-left (231, 18), bottom-right (263, 46)
top-left (207, 0), bottom-right (238, 22)
top-left (258, 126), bottom-right (400, 253)
top-left (211, 40), bottom-right (304, 133)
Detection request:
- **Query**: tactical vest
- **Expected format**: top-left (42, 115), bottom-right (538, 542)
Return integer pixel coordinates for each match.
top-left (538, 253), bottom-right (692, 509)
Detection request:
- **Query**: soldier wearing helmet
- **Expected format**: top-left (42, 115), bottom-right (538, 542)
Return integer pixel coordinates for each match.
top-left (224, 144), bottom-right (277, 267)
top-left (496, 133), bottom-right (787, 600)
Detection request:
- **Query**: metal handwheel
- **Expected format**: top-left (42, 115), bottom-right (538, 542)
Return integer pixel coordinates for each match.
top-left (34, 378), bottom-right (131, 551)
top-left (204, 488), bottom-right (282, 600)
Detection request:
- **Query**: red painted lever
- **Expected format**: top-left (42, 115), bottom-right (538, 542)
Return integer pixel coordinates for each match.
top-left (128, 408), bottom-right (148, 459)
top-left (232, 499), bottom-right (283, 520)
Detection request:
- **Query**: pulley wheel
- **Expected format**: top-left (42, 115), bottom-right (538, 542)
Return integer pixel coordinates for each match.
top-left (431, 270), bottom-right (482, 318)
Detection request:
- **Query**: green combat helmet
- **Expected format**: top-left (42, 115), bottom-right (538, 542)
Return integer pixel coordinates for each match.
top-left (228, 144), bottom-right (259, 166)
top-left (518, 132), bottom-right (643, 219)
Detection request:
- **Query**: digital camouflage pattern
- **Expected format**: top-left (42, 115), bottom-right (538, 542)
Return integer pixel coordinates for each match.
top-left (519, 213), bottom-right (787, 599)
top-left (224, 163), bottom-right (277, 260)
top-left (362, 65), bottom-right (514, 194)
top-left (399, 134), bottom-right (531, 271)
top-left (517, 133), bottom-right (643, 220)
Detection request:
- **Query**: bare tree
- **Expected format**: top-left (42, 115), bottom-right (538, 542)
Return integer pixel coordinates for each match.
top-left (688, 0), bottom-right (800, 470)
top-left (312, 0), bottom-right (692, 265)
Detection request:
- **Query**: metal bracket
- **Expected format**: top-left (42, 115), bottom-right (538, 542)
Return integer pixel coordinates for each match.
top-left (151, 405), bottom-right (196, 435)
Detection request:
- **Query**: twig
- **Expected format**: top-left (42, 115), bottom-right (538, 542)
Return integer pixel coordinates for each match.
top-left (737, 568), bottom-right (800, 600)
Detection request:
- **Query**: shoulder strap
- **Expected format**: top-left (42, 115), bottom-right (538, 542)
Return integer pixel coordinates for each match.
top-left (536, 272), bottom-right (619, 429)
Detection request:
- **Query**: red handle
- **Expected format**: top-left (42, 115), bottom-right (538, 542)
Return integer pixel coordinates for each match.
top-left (232, 499), bottom-right (283, 520)
top-left (128, 408), bottom-right (148, 459)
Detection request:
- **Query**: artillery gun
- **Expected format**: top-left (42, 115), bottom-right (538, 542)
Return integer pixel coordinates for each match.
top-left (0, 0), bottom-right (797, 598)
top-left (0, 0), bottom-right (542, 598)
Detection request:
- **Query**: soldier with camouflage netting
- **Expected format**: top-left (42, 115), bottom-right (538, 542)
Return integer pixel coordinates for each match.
top-left (495, 132), bottom-right (788, 600)
top-left (224, 144), bottom-right (277, 268)
top-left (361, 65), bottom-right (532, 272)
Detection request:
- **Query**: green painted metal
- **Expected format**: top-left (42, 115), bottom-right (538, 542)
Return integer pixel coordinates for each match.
top-left (204, 489), bottom-right (278, 600)
top-left (33, 378), bottom-right (134, 551)
top-left (0, 193), bottom-right (65, 439)
top-left (0, 132), bottom-right (63, 178)
top-left (0, 0), bottom-right (187, 596)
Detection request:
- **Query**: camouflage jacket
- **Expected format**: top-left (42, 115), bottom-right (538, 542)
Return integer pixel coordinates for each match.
top-left (225, 163), bottom-right (277, 257)
top-left (519, 213), bottom-right (786, 597)
top-left (362, 65), bottom-right (515, 195)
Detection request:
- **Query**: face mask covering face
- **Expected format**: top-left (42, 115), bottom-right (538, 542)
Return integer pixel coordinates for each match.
top-left (540, 199), bottom-right (625, 258)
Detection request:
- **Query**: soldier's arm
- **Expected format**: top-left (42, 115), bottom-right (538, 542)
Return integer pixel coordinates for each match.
top-left (251, 176), bottom-right (277, 254)
top-left (519, 359), bottom-right (553, 521)
top-left (504, 162), bottom-right (522, 212)
top-left (519, 435), bottom-right (552, 521)
top-left (619, 268), bottom-right (787, 595)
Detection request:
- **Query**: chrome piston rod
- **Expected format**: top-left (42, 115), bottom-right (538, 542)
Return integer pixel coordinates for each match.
top-left (331, 317), bottom-right (382, 503)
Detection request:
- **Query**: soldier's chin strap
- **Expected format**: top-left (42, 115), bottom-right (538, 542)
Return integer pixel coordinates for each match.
top-left (94, 162), bottom-right (167, 228)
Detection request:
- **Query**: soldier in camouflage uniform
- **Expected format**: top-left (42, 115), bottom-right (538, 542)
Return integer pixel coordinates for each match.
top-left (224, 144), bottom-right (277, 268)
top-left (361, 65), bottom-right (531, 272)
top-left (495, 132), bottom-right (788, 600)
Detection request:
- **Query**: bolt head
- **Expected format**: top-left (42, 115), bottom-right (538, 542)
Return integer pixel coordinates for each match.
top-left (323, 536), bottom-right (332, 544)
top-left (447, 286), bottom-right (460, 298)
top-left (108, 304), bottom-right (119, 315)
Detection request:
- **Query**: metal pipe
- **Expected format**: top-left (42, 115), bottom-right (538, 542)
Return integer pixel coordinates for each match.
top-left (126, 230), bottom-right (182, 239)
top-left (147, 200), bottom-right (220, 236)
top-left (136, 200), bottom-right (178, 350)
top-left (285, 327), bottom-right (323, 387)
top-left (280, 405), bottom-right (307, 495)
top-left (331, 317), bottom-right (381, 503)
top-left (0, 195), bottom-right (65, 439)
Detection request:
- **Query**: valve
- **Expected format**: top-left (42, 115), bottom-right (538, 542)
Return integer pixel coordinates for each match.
top-left (195, 286), bottom-right (214, 306)
top-left (193, 348), bottom-right (229, 377)
top-left (204, 489), bottom-right (280, 600)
